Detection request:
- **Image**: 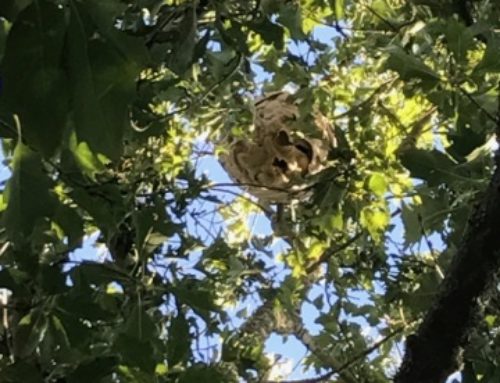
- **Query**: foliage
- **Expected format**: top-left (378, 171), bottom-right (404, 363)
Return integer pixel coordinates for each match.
top-left (0, 0), bottom-right (499, 382)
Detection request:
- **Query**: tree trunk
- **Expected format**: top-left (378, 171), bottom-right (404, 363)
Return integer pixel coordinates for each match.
top-left (395, 154), bottom-right (500, 383)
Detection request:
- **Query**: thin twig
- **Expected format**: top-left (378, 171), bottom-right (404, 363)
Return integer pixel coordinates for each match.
top-left (265, 327), bottom-right (404, 383)
top-left (208, 187), bottom-right (273, 216)
top-left (306, 232), bottom-right (363, 272)
top-left (459, 86), bottom-right (499, 124)
top-left (363, 4), bottom-right (398, 32)
top-left (333, 78), bottom-right (398, 120)
top-left (496, 81), bottom-right (500, 141)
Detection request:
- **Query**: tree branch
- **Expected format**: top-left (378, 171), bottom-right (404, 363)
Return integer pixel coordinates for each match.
top-left (395, 142), bottom-right (500, 381)
top-left (225, 234), bottom-right (364, 383)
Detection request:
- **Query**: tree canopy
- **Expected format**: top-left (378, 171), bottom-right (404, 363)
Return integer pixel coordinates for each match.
top-left (1, 0), bottom-right (500, 382)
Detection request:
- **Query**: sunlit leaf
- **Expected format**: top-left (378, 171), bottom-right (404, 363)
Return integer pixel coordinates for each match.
top-left (331, 0), bottom-right (344, 20)
top-left (68, 132), bottom-right (108, 177)
top-left (360, 207), bottom-right (390, 241)
top-left (367, 173), bottom-right (388, 197)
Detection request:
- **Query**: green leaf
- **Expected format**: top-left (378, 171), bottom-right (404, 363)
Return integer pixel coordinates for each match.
top-left (3, 143), bottom-right (57, 242)
top-left (278, 4), bottom-right (306, 40)
top-left (178, 365), bottom-right (233, 383)
top-left (0, 268), bottom-right (30, 295)
top-left (167, 312), bottom-right (191, 366)
top-left (39, 314), bottom-right (75, 366)
top-left (70, 262), bottom-right (128, 288)
top-left (124, 306), bottom-right (158, 341)
top-left (0, 1), bottom-right (69, 156)
top-left (400, 148), bottom-right (458, 185)
top-left (67, 356), bottom-right (118, 383)
top-left (485, 315), bottom-right (496, 328)
top-left (49, 315), bottom-right (71, 351)
top-left (384, 46), bottom-right (440, 85)
top-left (0, 17), bottom-right (10, 62)
top-left (114, 334), bottom-right (156, 373)
top-left (170, 279), bottom-right (219, 323)
top-left (53, 203), bottom-right (84, 248)
top-left (69, 183), bottom-right (125, 231)
top-left (367, 173), bottom-right (388, 197)
top-left (82, 0), bottom-right (149, 67)
top-left (474, 36), bottom-right (500, 74)
top-left (133, 205), bottom-right (178, 259)
top-left (447, 126), bottom-right (486, 160)
top-left (68, 131), bottom-right (108, 178)
top-left (401, 202), bottom-right (423, 244)
top-left (55, 310), bottom-right (92, 347)
top-left (216, 19), bottom-right (249, 54)
top-left (66, 1), bottom-right (141, 160)
top-left (1, 361), bottom-right (43, 383)
top-left (207, 49), bottom-right (239, 82)
top-left (404, 271), bottom-right (441, 314)
top-left (201, 237), bottom-right (234, 261)
top-left (247, 18), bottom-right (285, 50)
top-left (58, 293), bottom-right (116, 321)
top-left (332, 0), bottom-right (344, 20)
top-left (13, 309), bottom-right (48, 358)
top-left (116, 365), bottom-right (155, 383)
top-left (0, 0), bottom-right (32, 21)
top-left (312, 176), bottom-right (346, 209)
top-left (38, 264), bottom-right (67, 295)
top-left (402, 188), bottom-right (450, 239)
top-left (360, 207), bottom-right (389, 241)
top-left (442, 19), bottom-right (473, 63)
top-left (260, 0), bottom-right (281, 14)
top-left (328, 211), bottom-right (344, 231)
top-left (163, 6), bottom-right (197, 75)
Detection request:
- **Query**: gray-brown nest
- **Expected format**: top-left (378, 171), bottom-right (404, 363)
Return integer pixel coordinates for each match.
top-left (220, 91), bottom-right (336, 203)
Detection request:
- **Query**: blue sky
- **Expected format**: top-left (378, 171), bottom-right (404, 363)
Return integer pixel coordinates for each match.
top-left (188, 25), bottom-right (378, 380)
top-left (67, 22), bottom-right (458, 382)
top-left (0, 20), bottom-right (464, 382)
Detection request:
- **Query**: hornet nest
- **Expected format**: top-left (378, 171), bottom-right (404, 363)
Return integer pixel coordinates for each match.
top-left (220, 91), bottom-right (336, 202)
